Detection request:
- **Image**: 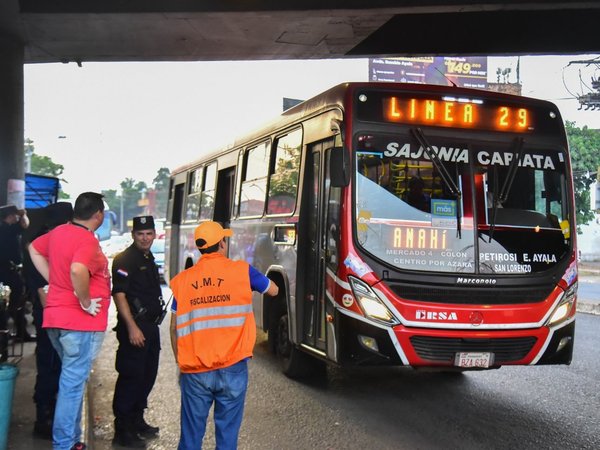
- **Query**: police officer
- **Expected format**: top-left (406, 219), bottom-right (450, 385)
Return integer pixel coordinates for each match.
top-left (0, 204), bottom-right (30, 362)
top-left (111, 216), bottom-right (162, 448)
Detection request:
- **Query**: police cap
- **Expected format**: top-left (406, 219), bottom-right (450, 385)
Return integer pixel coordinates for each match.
top-left (132, 215), bottom-right (155, 231)
top-left (0, 204), bottom-right (18, 220)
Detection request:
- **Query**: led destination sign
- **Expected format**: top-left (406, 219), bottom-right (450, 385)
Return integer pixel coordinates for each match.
top-left (353, 91), bottom-right (562, 133)
top-left (384, 225), bottom-right (475, 271)
top-left (383, 96), bottom-right (530, 132)
top-left (392, 226), bottom-right (448, 250)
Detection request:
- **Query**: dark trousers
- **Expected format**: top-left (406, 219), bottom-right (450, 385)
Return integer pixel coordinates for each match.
top-left (112, 320), bottom-right (160, 420)
top-left (0, 306), bottom-right (7, 361)
top-left (1, 268), bottom-right (20, 359)
top-left (32, 302), bottom-right (61, 421)
top-left (0, 267), bottom-right (27, 338)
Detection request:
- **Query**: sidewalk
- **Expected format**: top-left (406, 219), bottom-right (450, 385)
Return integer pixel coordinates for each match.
top-left (4, 270), bottom-right (600, 449)
top-left (574, 262), bottom-right (600, 315)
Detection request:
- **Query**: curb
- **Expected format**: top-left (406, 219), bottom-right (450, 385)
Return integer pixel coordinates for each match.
top-left (576, 301), bottom-right (600, 316)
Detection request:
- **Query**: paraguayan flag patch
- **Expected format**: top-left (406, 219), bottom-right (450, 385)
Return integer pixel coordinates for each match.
top-left (117, 269), bottom-right (129, 277)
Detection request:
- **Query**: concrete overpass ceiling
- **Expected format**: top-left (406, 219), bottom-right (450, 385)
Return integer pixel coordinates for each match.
top-left (1, 1), bottom-right (599, 63)
top-left (349, 9), bottom-right (600, 56)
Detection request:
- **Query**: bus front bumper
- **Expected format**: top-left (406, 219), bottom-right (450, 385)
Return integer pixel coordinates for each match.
top-left (337, 310), bottom-right (574, 368)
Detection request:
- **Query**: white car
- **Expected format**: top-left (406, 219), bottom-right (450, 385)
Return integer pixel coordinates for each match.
top-left (151, 238), bottom-right (165, 283)
top-left (101, 234), bottom-right (132, 258)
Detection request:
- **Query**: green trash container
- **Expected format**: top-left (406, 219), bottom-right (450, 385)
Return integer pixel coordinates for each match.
top-left (0, 364), bottom-right (19, 450)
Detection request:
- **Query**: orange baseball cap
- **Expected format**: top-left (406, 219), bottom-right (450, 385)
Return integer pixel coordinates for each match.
top-left (194, 221), bottom-right (233, 249)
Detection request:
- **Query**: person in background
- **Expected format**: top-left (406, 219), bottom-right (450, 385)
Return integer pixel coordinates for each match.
top-left (0, 204), bottom-right (30, 362)
top-left (406, 176), bottom-right (431, 213)
top-left (29, 192), bottom-right (110, 450)
top-left (111, 215), bottom-right (163, 448)
top-left (169, 221), bottom-right (278, 450)
top-left (22, 202), bottom-right (73, 439)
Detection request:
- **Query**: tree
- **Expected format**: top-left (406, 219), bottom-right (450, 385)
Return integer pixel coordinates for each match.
top-left (102, 189), bottom-right (119, 213)
top-left (565, 121), bottom-right (600, 231)
top-left (25, 138), bottom-right (64, 177)
top-left (101, 188), bottom-right (122, 231)
top-left (152, 167), bottom-right (170, 218)
top-left (24, 138), bottom-right (70, 198)
top-left (120, 178), bottom-right (147, 226)
top-left (103, 169), bottom-right (169, 233)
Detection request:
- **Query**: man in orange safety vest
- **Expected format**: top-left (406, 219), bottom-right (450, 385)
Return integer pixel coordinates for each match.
top-left (169, 221), bottom-right (278, 450)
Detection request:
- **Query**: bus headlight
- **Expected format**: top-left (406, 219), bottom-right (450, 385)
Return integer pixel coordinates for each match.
top-left (547, 282), bottom-right (577, 326)
top-left (348, 276), bottom-right (397, 324)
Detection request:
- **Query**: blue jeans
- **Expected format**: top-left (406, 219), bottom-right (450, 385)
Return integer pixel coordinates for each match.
top-left (179, 359), bottom-right (249, 450)
top-left (47, 329), bottom-right (105, 450)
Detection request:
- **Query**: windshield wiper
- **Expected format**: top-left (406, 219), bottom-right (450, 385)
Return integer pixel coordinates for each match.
top-left (411, 128), bottom-right (461, 197)
top-left (488, 165), bottom-right (500, 242)
top-left (499, 137), bottom-right (525, 204)
top-left (488, 137), bottom-right (525, 242)
top-left (411, 128), bottom-right (462, 237)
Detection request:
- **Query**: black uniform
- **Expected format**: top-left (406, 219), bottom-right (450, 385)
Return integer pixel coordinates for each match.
top-left (0, 221), bottom-right (25, 361)
top-left (111, 243), bottom-right (162, 427)
top-left (24, 256), bottom-right (61, 437)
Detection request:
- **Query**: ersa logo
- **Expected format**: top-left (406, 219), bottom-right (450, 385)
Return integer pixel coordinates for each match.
top-left (416, 310), bottom-right (458, 321)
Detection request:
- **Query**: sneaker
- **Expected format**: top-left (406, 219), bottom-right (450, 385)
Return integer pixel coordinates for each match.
top-left (113, 429), bottom-right (146, 448)
top-left (71, 443), bottom-right (87, 450)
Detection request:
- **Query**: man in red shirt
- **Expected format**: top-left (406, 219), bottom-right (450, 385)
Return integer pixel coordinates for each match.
top-left (29, 192), bottom-right (110, 450)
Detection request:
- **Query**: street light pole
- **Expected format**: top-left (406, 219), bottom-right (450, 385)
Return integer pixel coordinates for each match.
top-left (120, 194), bottom-right (124, 233)
top-left (116, 188), bottom-right (124, 233)
top-left (24, 139), bottom-right (34, 172)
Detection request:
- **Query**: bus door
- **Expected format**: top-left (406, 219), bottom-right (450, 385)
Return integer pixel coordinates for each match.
top-left (166, 181), bottom-right (184, 280)
top-left (300, 138), bottom-right (335, 352)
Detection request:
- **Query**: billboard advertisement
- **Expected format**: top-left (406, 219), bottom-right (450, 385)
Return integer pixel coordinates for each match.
top-left (369, 56), bottom-right (488, 90)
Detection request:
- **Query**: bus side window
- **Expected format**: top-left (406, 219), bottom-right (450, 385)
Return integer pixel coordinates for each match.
top-left (232, 150), bottom-right (244, 217)
top-left (184, 168), bottom-right (202, 221)
top-left (239, 141), bottom-right (270, 217)
top-left (267, 128), bottom-right (302, 215)
top-left (326, 148), bottom-right (341, 267)
top-left (199, 163), bottom-right (217, 221)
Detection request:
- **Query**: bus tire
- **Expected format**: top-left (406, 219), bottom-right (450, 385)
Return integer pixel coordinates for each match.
top-left (267, 307), bottom-right (279, 354)
top-left (266, 280), bottom-right (285, 354)
top-left (275, 313), bottom-right (325, 379)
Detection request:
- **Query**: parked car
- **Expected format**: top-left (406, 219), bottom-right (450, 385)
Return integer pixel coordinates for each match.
top-left (100, 234), bottom-right (132, 258)
top-left (151, 238), bottom-right (165, 283)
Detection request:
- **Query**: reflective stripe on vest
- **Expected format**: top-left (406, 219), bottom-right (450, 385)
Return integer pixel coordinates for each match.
top-left (176, 304), bottom-right (253, 338)
top-left (170, 253), bottom-right (255, 372)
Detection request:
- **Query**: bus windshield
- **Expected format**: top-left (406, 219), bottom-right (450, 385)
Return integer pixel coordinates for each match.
top-left (354, 131), bottom-right (571, 275)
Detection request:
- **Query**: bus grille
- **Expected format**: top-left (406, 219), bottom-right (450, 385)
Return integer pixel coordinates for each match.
top-left (409, 336), bottom-right (538, 363)
top-left (388, 283), bottom-right (554, 305)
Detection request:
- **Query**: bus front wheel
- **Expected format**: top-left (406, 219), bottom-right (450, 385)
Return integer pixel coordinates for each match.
top-left (275, 313), bottom-right (324, 379)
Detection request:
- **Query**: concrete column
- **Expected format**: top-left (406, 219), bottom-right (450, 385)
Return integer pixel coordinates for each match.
top-left (0, 37), bottom-right (24, 205)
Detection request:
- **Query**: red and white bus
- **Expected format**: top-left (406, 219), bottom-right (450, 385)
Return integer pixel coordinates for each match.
top-left (165, 82), bottom-right (577, 376)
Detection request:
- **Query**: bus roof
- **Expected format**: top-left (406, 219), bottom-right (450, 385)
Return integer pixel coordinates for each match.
top-left (171, 81), bottom-right (560, 176)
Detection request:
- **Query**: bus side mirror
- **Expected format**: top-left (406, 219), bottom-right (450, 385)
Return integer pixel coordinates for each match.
top-left (330, 146), bottom-right (350, 187)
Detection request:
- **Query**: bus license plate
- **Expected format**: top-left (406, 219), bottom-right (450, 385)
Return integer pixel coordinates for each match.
top-left (454, 352), bottom-right (493, 368)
